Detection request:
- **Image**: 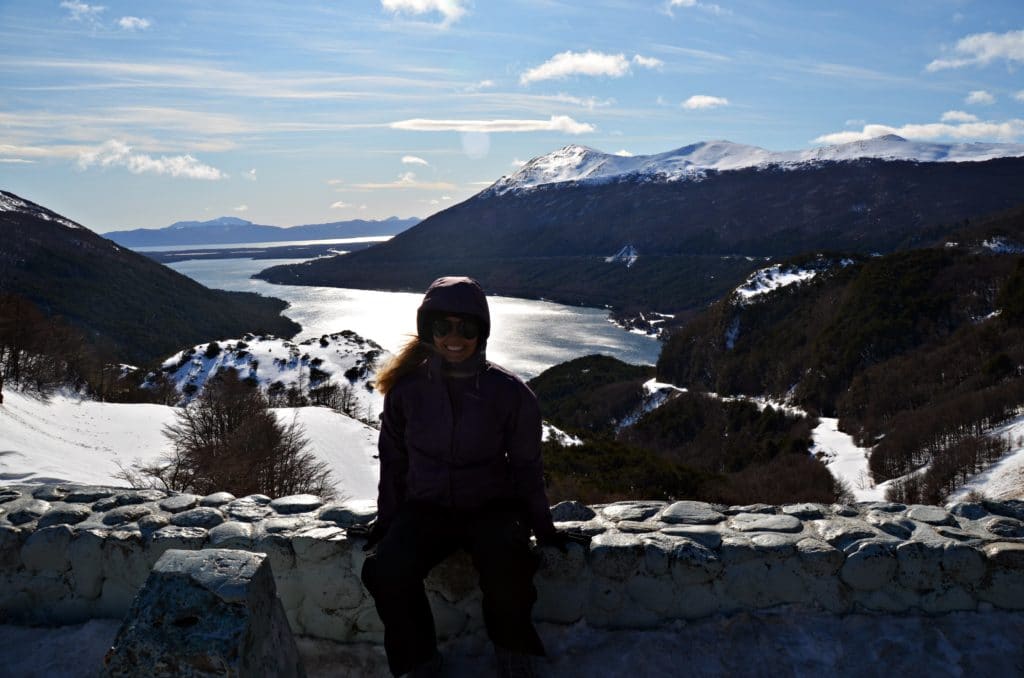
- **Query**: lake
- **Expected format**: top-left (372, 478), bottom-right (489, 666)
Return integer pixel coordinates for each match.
top-left (167, 256), bottom-right (662, 380)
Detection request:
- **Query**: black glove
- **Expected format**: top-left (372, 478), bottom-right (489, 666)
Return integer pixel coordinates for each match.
top-left (537, 528), bottom-right (592, 552)
top-left (347, 520), bottom-right (386, 552)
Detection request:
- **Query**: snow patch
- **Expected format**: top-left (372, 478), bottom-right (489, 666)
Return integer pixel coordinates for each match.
top-left (605, 244), bottom-right (638, 267)
top-left (982, 237), bottom-right (1024, 254)
top-left (543, 422), bottom-right (583, 446)
top-left (0, 191), bottom-right (83, 230)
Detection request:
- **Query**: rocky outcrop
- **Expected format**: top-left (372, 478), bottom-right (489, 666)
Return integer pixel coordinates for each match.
top-left (101, 549), bottom-right (304, 677)
top-left (2, 484), bottom-right (1023, 644)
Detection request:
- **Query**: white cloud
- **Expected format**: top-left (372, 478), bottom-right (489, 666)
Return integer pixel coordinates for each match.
top-left (118, 16), bottom-right (151, 31)
top-left (613, 149), bottom-right (635, 157)
top-left (666, 0), bottom-right (725, 15)
top-left (671, 0), bottom-right (697, 6)
top-left (380, 0), bottom-right (466, 26)
top-left (330, 201), bottom-right (352, 209)
top-left (927, 29), bottom-right (1024, 71)
top-left (327, 178), bottom-right (345, 186)
top-left (520, 51), bottom-right (631, 85)
top-left (941, 110), bottom-right (979, 123)
top-left (813, 119), bottom-right (1024, 145)
top-left (682, 94), bottom-right (729, 110)
top-left (390, 115), bottom-right (595, 134)
top-left (352, 172), bottom-right (457, 190)
top-left (402, 155), bottom-right (430, 166)
top-left (233, 205), bottom-right (248, 212)
top-left (966, 90), bottom-right (996, 105)
top-left (632, 55), bottom-right (664, 69)
top-left (61, 1), bottom-right (105, 21)
top-left (0, 158), bottom-right (35, 164)
top-left (77, 140), bottom-right (227, 180)
top-left (245, 168), bottom-right (257, 181)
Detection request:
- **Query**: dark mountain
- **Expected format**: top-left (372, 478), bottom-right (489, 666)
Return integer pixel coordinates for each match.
top-left (255, 154), bottom-right (1024, 315)
top-left (105, 215), bottom-right (420, 247)
top-left (0, 191), bottom-right (300, 366)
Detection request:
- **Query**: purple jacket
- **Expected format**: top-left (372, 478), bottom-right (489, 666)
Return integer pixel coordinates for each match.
top-left (375, 277), bottom-right (556, 540)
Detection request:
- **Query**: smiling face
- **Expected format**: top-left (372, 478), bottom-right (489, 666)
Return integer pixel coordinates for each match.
top-left (432, 314), bottom-right (479, 364)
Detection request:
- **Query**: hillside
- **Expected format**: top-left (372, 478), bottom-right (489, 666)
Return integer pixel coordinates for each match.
top-left (105, 215), bottom-right (419, 247)
top-left (651, 208), bottom-right (1024, 503)
top-left (256, 138), bottom-right (1024, 315)
top-left (0, 191), bottom-right (300, 366)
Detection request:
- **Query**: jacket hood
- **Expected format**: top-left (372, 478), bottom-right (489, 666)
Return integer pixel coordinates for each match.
top-left (416, 276), bottom-right (491, 346)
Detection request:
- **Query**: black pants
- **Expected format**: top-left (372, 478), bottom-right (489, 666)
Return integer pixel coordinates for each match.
top-left (361, 502), bottom-right (545, 676)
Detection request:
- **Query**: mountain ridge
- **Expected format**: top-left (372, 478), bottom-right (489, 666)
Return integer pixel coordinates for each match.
top-left (106, 215), bottom-right (420, 247)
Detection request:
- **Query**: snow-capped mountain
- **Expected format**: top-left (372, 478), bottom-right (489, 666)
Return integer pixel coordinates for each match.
top-left (487, 135), bottom-right (1024, 194)
top-left (0, 190), bottom-right (86, 231)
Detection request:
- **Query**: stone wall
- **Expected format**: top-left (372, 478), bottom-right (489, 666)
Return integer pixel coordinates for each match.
top-left (2, 484), bottom-right (1023, 643)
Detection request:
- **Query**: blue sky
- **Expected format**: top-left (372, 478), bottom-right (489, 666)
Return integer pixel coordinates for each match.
top-left (1, 1), bottom-right (1023, 232)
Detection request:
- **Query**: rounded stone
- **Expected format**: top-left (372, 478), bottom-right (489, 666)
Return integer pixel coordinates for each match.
top-left (209, 521), bottom-right (255, 547)
top-left (225, 498), bottom-right (273, 523)
top-left (38, 504), bottom-right (92, 528)
top-left (599, 502), bottom-right (665, 523)
top-left (64, 488), bottom-right (114, 503)
top-left (32, 485), bottom-right (68, 502)
top-left (659, 501), bottom-right (726, 525)
top-left (270, 494), bottom-right (324, 515)
top-left (589, 532), bottom-right (645, 579)
top-left (550, 501), bottom-right (597, 522)
top-left (669, 538), bottom-right (723, 585)
top-left (8, 499), bottom-right (50, 525)
top-left (907, 506), bottom-right (956, 526)
top-left (101, 504), bottom-right (153, 526)
top-left (983, 516), bottom-right (1024, 539)
top-left (319, 502), bottom-right (377, 527)
top-left (781, 503), bottom-right (826, 520)
top-left (200, 492), bottom-right (236, 507)
top-left (170, 507), bottom-right (226, 529)
top-left (159, 494), bottom-right (201, 513)
top-left (730, 513), bottom-right (803, 533)
top-left (840, 540), bottom-right (896, 591)
top-left (138, 514), bottom-right (170, 532)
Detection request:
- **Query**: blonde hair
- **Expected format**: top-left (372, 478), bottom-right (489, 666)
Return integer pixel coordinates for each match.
top-left (375, 336), bottom-right (431, 394)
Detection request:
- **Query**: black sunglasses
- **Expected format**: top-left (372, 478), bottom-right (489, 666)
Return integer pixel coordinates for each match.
top-left (431, 317), bottom-right (480, 340)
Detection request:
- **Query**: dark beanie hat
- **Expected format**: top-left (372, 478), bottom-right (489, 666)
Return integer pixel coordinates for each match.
top-left (416, 276), bottom-right (491, 346)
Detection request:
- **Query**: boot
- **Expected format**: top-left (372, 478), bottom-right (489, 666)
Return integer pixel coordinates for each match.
top-left (494, 645), bottom-right (537, 678)
top-left (403, 650), bottom-right (443, 678)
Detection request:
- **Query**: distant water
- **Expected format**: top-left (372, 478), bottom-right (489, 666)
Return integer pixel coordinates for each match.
top-left (167, 257), bottom-right (661, 380)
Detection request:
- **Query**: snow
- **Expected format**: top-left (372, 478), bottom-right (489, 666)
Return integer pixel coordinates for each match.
top-left (947, 413), bottom-right (1024, 503)
top-left (811, 418), bottom-right (885, 502)
top-left (4, 608), bottom-right (1024, 677)
top-left (542, 422), bottom-right (583, 447)
top-left (0, 388), bottom-right (381, 501)
top-left (487, 135), bottom-right (1024, 194)
top-left (734, 264), bottom-right (819, 303)
top-left (982, 237), bottom-right (1024, 254)
top-left (605, 244), bottom-right (638, 268)
top-left (0, 191), bottom-right (84, 230)
top-left (159, 332), bottom-right (386, 421)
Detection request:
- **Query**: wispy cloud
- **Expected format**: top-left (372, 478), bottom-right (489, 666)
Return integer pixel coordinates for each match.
top-left (0, 158), bottom-right (36, 164)
top-left (966, 90), bottom-right (995, 105)
top-left (245, 168), bottom-right (257, 181)
top-left (813, 119), bottom-right (1024, 144)
top-left (666, 0), bottom-right (726, 16)
top-left (941, 110), bottom-right (979, 123)
top-left (927, 29), bottom-right (1024, 71)
top-left (380, 0), bottom-right (467, 27)
top-left (682, 94), bottom-right (729, 110)
top-left (520, 51), bottom-right (661, 85)
top-left (351, 171), bottom-right (456, 190)
top-left (60, 1), bottom-right (105, 22)
top-left (77, 140), bottom-right (227, 179)
top-left (402, 155), bottom-right (430, 166)
top-left (118, 16), bottom-right (151, 31)
top-left (233, 204), bottom-right (248, 212)
top-left (390, 115), bottom-right (595, 134)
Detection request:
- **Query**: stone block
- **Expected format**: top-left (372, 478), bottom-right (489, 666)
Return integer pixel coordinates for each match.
top-left (941, 542), bottom-right (986, 586)
top-left (906, 505), bottom-right (956, 526)
top-left (781, 503), bottom-right (826, 520)
top-left (199, 491), bottom-right (235, 507)
top-left (291, 526), bottom-right (349, 564)
top-left (38, 504), bottom-right (92, 528)
top-left (0, 524), bottom-right (24, 569)
top-left (138, 514), bottom-right (169, 534)
top-left (101, 504), bottom-right (152, 527)
top-left (103, 530), bottom-right (149, 592)
top-left (426, 590), bottom-right (467, 640)
top-left (920, 586), bottom-right (975, 614)
top-left (983, 541), bottom-right (1024, 569)
top-left (673, 583), bottom-right (720, 619)
top-left (536, 540), bottom-right (588, 579)
top-left (170, 507), bottom-right (225, 529)
top-left (64, 488), bottom-right (114, 503)
top-left (731, 513), bottom-right (803, 533)
top-left (101, 549), bottom-right (304, 677)
top-left (298, 599), bottom-right (354, 642)
top-left (720, 557), bottom-right (810, 608)
top-left (254, 533), bottom-right (297, 575)
top-left (8, 498), bottom-right (49, 525)
top-left (840, 540), bottom-right (896, 591)
top-left (669, 538), bottom-right (723, 585)
top-left (796, 538), bottom-right (844, 577)
top-left (270, 494), bottom-right (323, 515)
top-left (535, 570), bottom-right (588, 624)
top-left (948, 502), bottom-right (988, 520)
top-left (589, 532), bottom-right (645, 579)
top-left (815, 518), bottom-right (883, 550)
top-left (659, 525), bottom-right (723, 549)
top-left (224, 496), bottom-right (274, 523)
top-left (978, 569), bottom-right (1024, 610)
top-left (550, 500), bottom-right (596, 522)
top-left (983, 516), bottom-right (1024, 539)
top-left (208, 521), bottom-right (254, 549)
top-left (68, 529), bottom-right (106, 599)
top-left (21, 524), bottom-right (73, 573)
top-left (659, 501), bottom-right (726, 525)
top-left (626, 575), bottom-right (675, 615)
top-left (319, 501), bottom-right (377, 527)
top-left (896, 540), bottom-right (945, 591)
top-left (600, 501), bottom-right (665, 523)
top-left (159, 493), bottom-right (201, 513)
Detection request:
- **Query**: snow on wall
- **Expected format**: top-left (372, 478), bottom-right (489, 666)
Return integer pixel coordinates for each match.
top-left (3, 484), bottom-right (1023, 645)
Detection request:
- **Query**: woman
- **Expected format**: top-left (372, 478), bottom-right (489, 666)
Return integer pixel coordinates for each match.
top-left (361, 276), bottom-right (563, 678)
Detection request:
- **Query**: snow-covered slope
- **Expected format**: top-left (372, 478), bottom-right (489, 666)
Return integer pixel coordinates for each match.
top-left (0, 190), bottom-right (85, 231)
top-left (487, 135), bottom-right (1024, 194)
top-left (158, 331), bottom-right (387, 421)
top-left (0, 389), bottom-right (381, 500)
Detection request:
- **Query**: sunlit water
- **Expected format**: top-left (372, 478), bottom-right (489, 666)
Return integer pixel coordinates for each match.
top-left (168, 257), bottom-right (661, 380)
